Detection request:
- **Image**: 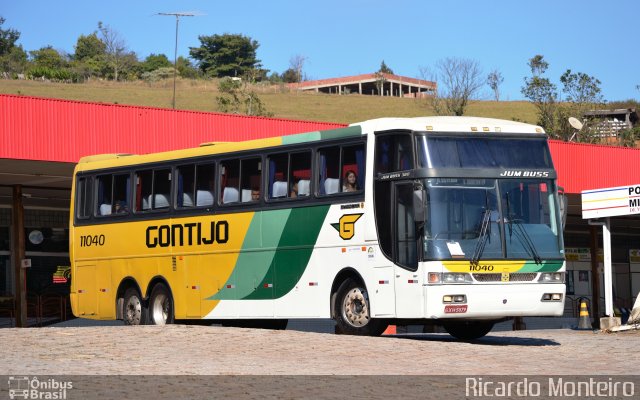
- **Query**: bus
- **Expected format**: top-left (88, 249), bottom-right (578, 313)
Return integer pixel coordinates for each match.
top-left (69, 116), bottom-right (566, 339)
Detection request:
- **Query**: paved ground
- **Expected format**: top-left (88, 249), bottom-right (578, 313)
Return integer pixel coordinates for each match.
top-left (1, 324), bottom-right (638, 375)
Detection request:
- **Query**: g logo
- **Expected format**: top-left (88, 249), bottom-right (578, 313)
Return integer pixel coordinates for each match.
top-left (332, 214), bottom-right (363, 240)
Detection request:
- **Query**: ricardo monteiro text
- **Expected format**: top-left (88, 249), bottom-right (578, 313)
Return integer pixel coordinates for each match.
top-left (466, 377), bottom-right (634, 397)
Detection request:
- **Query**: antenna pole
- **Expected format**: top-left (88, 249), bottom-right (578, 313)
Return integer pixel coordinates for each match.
top-left (173, 15), bottom-right (179, 109)
top-left (157, 12), bottom-right (197, 109)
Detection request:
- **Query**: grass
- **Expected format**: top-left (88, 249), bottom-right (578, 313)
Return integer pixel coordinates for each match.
top-left (0, 79), bottom-right (538, 124)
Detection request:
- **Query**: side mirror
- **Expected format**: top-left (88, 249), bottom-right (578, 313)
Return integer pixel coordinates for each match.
top-left (558, 186), bottom-right (567, 230)
top-left (413, 188), bottom-right (426, 223)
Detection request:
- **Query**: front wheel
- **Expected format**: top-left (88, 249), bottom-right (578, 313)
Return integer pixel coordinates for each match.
top-left (123, 287), bottom-right (147, 325)
top-left (443, 320), bottom-right (494, 341)
top-left (334, 278), bottom-right (387, 336)
top-left (148, 283), bottom-right (174, 325)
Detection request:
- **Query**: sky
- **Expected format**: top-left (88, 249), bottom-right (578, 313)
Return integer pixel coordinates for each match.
top-left (3, 0), bottom-right (639, 102)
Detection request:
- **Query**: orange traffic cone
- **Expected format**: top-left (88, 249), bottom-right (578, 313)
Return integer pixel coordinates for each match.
top-left (576, 300), bottom-right (592, 330)
top-left (382, 325), bottom-right (397, 335)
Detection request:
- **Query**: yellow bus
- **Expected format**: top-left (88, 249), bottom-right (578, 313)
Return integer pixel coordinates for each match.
top-left (70, 117), bottom-right (566, 339)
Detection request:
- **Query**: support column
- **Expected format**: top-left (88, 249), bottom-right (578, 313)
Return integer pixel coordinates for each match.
top-left (358, 82), bottom-right (362, 95)
top-left (338, 84), bottom-right (342, 95)
top-left (390, 82), bottom-right (394, 97)
top-left (12, 185), bottom-right (27, 327)
top-left (589, 225), bottom-right (601, 324)
top-left (602, 217), bottom-right (613, 317)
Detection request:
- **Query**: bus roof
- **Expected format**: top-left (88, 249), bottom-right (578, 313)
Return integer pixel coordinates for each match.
top-left (74, 125), bottom-right (363, 172)
top-left (351, 116), bottom-right (545, 135)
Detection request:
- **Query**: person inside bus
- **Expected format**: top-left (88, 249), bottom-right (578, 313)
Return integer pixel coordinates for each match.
top-left (251, 188), bottom-right (260, 201)
top-left (290, 180), bottom-right (299, 198)
top-left (342, 170), bottom-right (359, 192)
top-left (114, 200), bottom-right (128, 214)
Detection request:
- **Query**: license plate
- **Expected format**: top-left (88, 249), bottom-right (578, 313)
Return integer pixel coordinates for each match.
top-left (444, 305), bottom-right (468, 314)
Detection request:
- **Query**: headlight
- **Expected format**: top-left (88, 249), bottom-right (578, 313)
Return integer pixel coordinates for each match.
top-left (538, 272), bottom-right (565, 283)
top-left (428, 272), bottom-right (472, 284)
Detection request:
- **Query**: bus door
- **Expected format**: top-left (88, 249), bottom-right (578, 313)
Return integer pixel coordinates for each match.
top-left (392, 182), bottom-right (424, 318)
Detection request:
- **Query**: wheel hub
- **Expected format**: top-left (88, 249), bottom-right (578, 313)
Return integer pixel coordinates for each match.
top-left (342, 287), bottom-right (370, 327)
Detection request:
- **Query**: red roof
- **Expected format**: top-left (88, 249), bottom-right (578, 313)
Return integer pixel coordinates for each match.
top-left (0, 94), bottom-right (343, 163)
top-left (548, 139), bottom-right (640, 194)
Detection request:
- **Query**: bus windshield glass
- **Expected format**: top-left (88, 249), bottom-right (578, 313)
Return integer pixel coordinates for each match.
top-left (423, 178), bottom-right (563, 261)
top-left (417, 136), bottom-right (553, 169)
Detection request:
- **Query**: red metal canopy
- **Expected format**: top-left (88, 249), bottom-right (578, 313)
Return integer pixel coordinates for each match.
top-left (2, 94), bottom-right (639, 195)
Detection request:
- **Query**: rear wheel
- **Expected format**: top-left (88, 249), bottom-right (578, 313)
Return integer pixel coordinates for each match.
top-left (334, 278), bottom-right (387, 336)
top-left (148, 283), bottom-right (174, 325)
top-left (123, 287), bottom-right (147, 325)
top-left (443, 320), bottom-right (494, 341)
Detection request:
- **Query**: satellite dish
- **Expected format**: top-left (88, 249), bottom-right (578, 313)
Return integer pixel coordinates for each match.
top-left (568, 117), bottom-right (584, 130)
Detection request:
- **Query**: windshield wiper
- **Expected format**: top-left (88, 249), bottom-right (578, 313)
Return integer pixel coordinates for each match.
top-left (505, 193), bottom-right (542, 264)
top-left (471, 208), bottom-right (491, 265)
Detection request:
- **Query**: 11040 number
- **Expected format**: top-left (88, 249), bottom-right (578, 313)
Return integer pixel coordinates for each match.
top-left (79, 234), bottom-right (105, 247)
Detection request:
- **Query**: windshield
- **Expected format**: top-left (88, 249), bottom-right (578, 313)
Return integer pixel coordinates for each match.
top-left (423, 178), bottom-right (562, 261)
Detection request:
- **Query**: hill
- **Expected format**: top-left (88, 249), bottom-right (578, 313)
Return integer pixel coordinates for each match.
top-left (0, 79), bottom-right (538, 125)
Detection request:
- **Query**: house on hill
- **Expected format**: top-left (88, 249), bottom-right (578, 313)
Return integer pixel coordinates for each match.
top-left (288, 73), bottom-right (436, 98)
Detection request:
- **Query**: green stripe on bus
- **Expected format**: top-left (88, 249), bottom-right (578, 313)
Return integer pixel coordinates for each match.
top-left (319, 126), bottom-right (362, 140)
top-left (281, 126), bottom-right (362, 145)
top-left (282, 131), bottom-right (322, 145)
top-left (519, 260), bottom-right (563, 273)
top-left (209, 209), bottom-right (291, 300)
top-left (242, 205), bottom-right (330, 300)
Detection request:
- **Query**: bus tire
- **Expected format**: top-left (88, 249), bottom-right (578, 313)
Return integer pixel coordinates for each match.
top-left (148, 283), bottom-right (174, 325)
top-left (123, 287), bottom-right (148, 326)
top-left (443, 320), bottom-right (494, 341)
top-left (334, 278), bottom-right (387, 336)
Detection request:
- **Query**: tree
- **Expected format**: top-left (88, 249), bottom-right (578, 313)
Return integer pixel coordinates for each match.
top-left (140, 53), bottom-right (172, 73)
top-left (521, 55), bottom-right (558, 133)
top-left (176, 56), bottom-right (199, 79)
top-left (29, 46), bottom-right (67, 69)
top-left (189, 33), bottom-right (260, 78)
top-left (0, 45), bottom-right (27, 75)
top-left (74, 33), bottom-right (106, 61)
top-left (289, 54), bottom-right (307, 83)
top-left (0, 16), bottom-right (20, 56)
top-left (429, 57), bottom-right (484, 116)
top-left (560, 69), bottom-right (604, 106)
top-left (280, 68), bottom-right (299, 83)
top-left (378, 60), bottom-right (393, 74)
top-left (216, 77), bottom-right (272, 117)
top-left (98, 21), bottom-right (128, 80)
top-left (487, 69), bottom-right (504, 101)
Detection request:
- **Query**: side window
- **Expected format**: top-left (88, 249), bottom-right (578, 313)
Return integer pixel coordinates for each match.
top-left (290, 152), bottom-right (311, 198)
top-left (96, 174), bottom-right (113, 216)
top-left (341, 145), bottom-right (365, 193)
top-left (134, 168), bottom-right (171, 212)
top-left (113, 174), bottom-right (130, 214)
top-left (176, 163), bottom-right (215, 208)
top-left (240, 158), bottom-right (262, 203)
top-left (267, 151), bottom-right (311, 200)
top-left (95, 173), bottom-right (130, 216)
top-left (318, 143), bottom-right (365, 196)
top-left (76, 177), bottom-right (92, 219)
top-left (268, 153), bottom-right (288, 199)
top-left (375, 133), bottom-right (413, 175)
top-left (220, 159), bottom-right (240, 204)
